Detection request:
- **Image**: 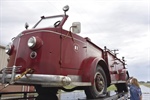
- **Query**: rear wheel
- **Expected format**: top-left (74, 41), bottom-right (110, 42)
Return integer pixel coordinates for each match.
top-left (84, 66), bottom-right (107, 99)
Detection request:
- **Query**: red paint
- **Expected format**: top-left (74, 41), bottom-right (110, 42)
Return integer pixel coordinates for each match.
top-left (7, 13), bottom-right (127, 86)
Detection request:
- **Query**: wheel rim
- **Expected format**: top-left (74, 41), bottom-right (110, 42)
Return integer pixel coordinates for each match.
top-left (95, 72), bottom-right (105, 93)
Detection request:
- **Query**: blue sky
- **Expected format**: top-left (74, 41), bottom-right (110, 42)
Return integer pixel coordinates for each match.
top-left (0, 0), bottom-right (150, 81)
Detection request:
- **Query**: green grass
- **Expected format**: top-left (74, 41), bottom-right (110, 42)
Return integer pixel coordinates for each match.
top-left (107, 85), bottom-right (117, 91)
top-left (140, 83), bottom-right (150, 88)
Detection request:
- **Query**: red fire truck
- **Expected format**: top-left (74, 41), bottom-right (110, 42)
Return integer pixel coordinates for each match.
top-left (0, 5), bottom-right (129, 99)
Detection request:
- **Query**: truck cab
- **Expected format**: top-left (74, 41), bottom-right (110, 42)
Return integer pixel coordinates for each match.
top-left (0, 5), bottom-right (129, 99)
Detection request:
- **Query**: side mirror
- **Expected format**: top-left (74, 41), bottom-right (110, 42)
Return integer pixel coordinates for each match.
top-left (72, 22), bottom-right (81, 34)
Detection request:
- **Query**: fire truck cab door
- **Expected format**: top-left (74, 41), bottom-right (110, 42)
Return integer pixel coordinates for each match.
top-left (60, 31), bottom-right (86, 69)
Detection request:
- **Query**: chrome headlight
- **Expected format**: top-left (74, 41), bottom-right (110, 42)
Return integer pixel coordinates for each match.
top-left (5, 42), bottom-right (12, 55)
top-left (27, 36), bottom-right (43, 50)
top-left (27, 36), bottom-right (36, 48)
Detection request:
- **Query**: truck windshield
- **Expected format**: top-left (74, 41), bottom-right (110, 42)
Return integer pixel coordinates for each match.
top-left (33, 16), bottom-right (63, 28)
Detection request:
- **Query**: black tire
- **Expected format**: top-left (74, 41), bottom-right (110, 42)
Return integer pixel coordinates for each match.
top-left (35, 85), bottom-right (58, 100)
top-left (84, 66), bottom-right (107, 99)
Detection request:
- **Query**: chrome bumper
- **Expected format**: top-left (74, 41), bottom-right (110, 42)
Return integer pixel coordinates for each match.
top-left (0, 66), bottom-right (71, 87)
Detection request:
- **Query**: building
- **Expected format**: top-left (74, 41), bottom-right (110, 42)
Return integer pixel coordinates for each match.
top-left (0, 45), bottom-right (8, 70)
top-left (0, 45), bottom-right (34, 92)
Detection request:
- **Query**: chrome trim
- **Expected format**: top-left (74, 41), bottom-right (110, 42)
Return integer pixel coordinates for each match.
top-left (0, 73), bottom-right (71, 87)
top-left (0, 66), bottom-right (92, 87)
top-left (30, 51), bottom-right (37, 59)
top-left (27, 36), bottom-right (36, 48)
top-left (69, 82), bottom-right (91, 86)
top-left (10, 66), bottom-right (16, 83)
top-left (5, 42), bottom-right (12, 54)
top-left (14, 38), bottom-right (20, 64)
top-left (1, 66), bottom-right (21, 84)
top-left (24, 30), bottom-right (86, 44)
top-left (0, 66), bottom-right (72, 87)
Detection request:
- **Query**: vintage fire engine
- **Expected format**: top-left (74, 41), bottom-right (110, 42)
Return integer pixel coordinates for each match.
top-left (0, 6), bottom-right (129, 99)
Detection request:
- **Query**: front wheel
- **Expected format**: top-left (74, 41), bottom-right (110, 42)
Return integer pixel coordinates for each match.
top-left (84, 66), bottom-right (107, 99)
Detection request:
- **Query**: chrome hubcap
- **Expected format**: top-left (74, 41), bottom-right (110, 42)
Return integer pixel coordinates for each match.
top-left (95, 73), bottom-right (104, 92)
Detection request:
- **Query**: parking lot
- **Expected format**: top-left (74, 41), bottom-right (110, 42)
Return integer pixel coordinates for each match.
top-left (59, 85), bottom-right (150, 100)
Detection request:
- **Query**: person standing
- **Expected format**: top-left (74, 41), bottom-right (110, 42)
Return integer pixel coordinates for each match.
top-left (127, 77), bottom-right (142, 100)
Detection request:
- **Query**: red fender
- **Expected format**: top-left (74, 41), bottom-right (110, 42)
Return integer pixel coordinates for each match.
top-left (81, 57), bottom-right (106, 84)
top-left (118, 69), bottom-right (128, 80)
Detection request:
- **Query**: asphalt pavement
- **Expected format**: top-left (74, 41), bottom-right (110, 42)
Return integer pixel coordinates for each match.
top-left (59, 85), bottom-right (150, 100)
top-left (1, 85), bottom-right (150, 100)
top-left (140, 85), bottom-right (150, 100)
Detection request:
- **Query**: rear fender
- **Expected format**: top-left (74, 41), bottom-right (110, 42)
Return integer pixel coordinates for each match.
top-left (118, 69), bottom-right (129, 81)
top-left (81, 57), bottom-right (107, 84)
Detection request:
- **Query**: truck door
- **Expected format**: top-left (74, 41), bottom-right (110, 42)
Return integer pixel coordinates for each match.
top-left (60, 31), bottom-right (87, 70)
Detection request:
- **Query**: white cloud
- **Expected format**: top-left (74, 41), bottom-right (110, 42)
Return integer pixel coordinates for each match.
top-left (0, 0), bottom-right (150, 81)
